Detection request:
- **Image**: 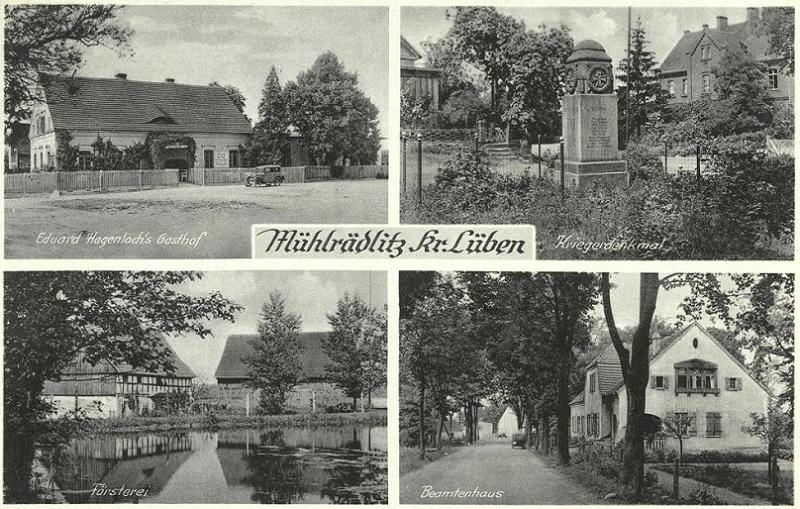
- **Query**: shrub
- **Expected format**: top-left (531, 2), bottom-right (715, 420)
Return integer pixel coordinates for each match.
top-left (625, 143), bottom-right (665, 182)
top-left (330, 165), bottom-right (344, 179)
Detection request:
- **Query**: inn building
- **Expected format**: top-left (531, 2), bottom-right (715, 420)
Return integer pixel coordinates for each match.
top-left (28, 73), bottom-right (252, 172)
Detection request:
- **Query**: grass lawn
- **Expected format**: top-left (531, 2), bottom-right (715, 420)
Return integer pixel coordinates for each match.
top-left (654, 464), bottom-right (793, 504)
top-left (5, 179), bottom-right (387, 258)
top-left (400, 446), bottom-right (454, 475)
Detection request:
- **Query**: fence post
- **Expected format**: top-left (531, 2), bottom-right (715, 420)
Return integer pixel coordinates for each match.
top-left (538, 134), bottom-right (542, 179)
top-left (22, 174), bottom-right (26, 195)
top-left (239, 167), bottom-right (243, 183)
top-left (696, 143), bottom-right (701, 181)
top-left (474, 132), bottom-right (479, 153)
top-left (139, 169), bottom-right (143, 190)
top-left (202, 167), bottom-right (206, 186)
top-left (559, 136), bottom-right (565, 202)
top-left (416, 133), bottom-right (423, 204)
top-left (99, 170), bottom-right (104, 192)
top-left (401, 133), bottom-right (407, 194)
top-left (664, 141), bottom-right (668, 175)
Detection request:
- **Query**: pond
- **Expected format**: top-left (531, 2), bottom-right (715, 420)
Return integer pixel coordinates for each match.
top-left (25, 426), bottom-right (387, 504)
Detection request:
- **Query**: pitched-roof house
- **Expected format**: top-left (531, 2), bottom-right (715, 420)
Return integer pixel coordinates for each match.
top-left (570, 322), bottom-right (770, 452)
top-left (656, 8), bottom-right (794, 106)
top-left (43, 340), bottom-right (195, 418)
top-left (214, 332), bottom-right (362, 412)
top-left (401, 36), bottom-right (441, 110)
top-left (29, 74), bottom-right (252, 172)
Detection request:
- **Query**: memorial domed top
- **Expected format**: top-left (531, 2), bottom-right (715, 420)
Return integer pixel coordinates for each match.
top-left (566, 39), bottom-right (612, 64)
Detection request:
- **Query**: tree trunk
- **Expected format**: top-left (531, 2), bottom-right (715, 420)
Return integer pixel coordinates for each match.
top-left (525, 413), bottom-right (533, 449)
top-left (437, 410), bottom-right (446, 451)
top-left (672, 455), bottom-right (679, 498)
top-left (557, 334), bottom-right (571, 465)
top-left (419, 385), bottom-right (426, 460)
top-left (465, 403), bottom-right (472, 445)
top-left (621, 273), bottom-right (660, 498)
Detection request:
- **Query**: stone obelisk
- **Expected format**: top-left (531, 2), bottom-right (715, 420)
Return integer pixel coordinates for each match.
top-left (555, 40), bottom-right (628, 187)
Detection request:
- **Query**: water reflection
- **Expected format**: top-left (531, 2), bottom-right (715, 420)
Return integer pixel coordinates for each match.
top-left (27, 426), bottom-right (387, 504)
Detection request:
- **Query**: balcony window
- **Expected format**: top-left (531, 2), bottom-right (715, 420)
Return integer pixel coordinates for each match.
top-left (675, 360), bottom-right (719, 394)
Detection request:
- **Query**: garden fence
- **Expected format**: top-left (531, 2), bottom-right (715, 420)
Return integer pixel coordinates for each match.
top-left (5, 169), bottom-right (179, 196)
top-left (6, 165), bottom-right (387, 196)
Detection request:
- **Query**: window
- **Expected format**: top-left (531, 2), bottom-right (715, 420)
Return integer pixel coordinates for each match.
top-left (78, 151), bottom-right (93, 170)
top-left (702, 74), bottom-right (711, 94)
top-left (668, 80), bottom-right (675, 96)
top-left (228, 149), bottom-right (241, 168)
top-left (589, 373), bottom-right (596, 393)
top-left (204, 149), bottom-right (215, 168)
top-left (675, 362), bottom-right (719, 394)
top-left (701, 45), bottom-right (711, 60)
top-left (706, 412), bottom-right (722, 437)
top-left (725, 377), bottom-right (742, 390)
top-left (767, 68), bottom-right (779, 90)
top-left (682, 79), bottom-right (688, 96)
top-left (651, 375), bottom-right (670, 389)
top-left (36, 116), bottom-right (45, 135)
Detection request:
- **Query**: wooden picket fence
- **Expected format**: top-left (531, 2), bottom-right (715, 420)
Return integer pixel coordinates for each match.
top-left (5, 170), bottom-right (179, 196)
top-left (5, 165), bottom-right (387, 196)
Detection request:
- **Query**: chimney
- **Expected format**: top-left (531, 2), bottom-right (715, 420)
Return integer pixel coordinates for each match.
top-left (717, 16), bottom-right (728, 31)
top-left (115, 73), bottom-right (127, 80)
top-left (165, 78), bottom-right (175, 83)
top-left (649, 330), bottom-right (663, 356)
top-left (702, 24), bottom-right (709, 30)
top-left (684, 30), bottom-right (690, 35)
top-left (747, 7), bottom-right (759, 21)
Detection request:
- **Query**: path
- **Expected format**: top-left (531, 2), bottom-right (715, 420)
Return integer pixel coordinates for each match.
top-left (400, 438), bottom-right (603, 504)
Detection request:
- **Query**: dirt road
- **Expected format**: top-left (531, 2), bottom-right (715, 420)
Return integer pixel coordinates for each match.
top-left (400, 439), bottom-right (603, 504)
top-left (5, 180), bottom-right (387, 258)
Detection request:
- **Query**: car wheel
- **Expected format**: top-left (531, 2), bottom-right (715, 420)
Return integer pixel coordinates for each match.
top-left (245, 177), bottom-right (253, 187)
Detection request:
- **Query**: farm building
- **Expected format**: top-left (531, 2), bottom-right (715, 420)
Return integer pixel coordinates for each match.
top-left (42, 341), bottom-right (196, 418)
top-left (570, 322), bottom-right (770, 452)
top-left (214, 332), bottom-right (386, 412)
top-left (28, 73), bottom-right (252, 172)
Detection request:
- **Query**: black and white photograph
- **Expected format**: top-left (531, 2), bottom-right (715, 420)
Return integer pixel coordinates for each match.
top-left (400, 7), bottom-right (794, 260)
top-left (400, 271), bottom-right (793, 504)
top-left (4, 270), bottom-right (387, 503)
top-left (4, 5), bottom-right (389, 258)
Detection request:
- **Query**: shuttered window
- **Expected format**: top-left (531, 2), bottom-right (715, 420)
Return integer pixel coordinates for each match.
top-left (706, 412), bottom-right (722, 437)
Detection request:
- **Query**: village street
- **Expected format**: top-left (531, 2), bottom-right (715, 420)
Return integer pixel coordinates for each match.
top-left (5, 180), bottom-right (387, 258)
top-left (400, 438), bottom-right (604, 504)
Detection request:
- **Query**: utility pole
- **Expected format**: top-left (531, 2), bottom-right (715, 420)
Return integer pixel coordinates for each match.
top-left (625, 6), bottom-right (631, 149)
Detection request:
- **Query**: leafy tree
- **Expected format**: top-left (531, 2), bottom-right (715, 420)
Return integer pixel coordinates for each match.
top-left (448, 7), bottom-right (524, 114)
top-left (323, 293), bottom-right (387, 409)
top-left (713, 49), bottom-right (774, 134)
top-left (502, 24), bottom-right (573, 141)
top-left (662, 413), bottom-right (695, 497)
top-left (245, 292), bottom-right (303, 414)
top-left (4, 5), bottom-right (132, 128)
top-left (400, 89), bottom-right (433, 129)
top-left (757, 7), bottom-right (795, 74)
top-left (421, 36), bottom-right (481, 106)
top-left (743, 403), bottom-right (792, 503)
top-left (90, 136), bottom-right (123, 170)
top-left (4, 271), bottom-right (240, 502)
top-left (285, 52), bottom-right (381, 165)
top-left (616, 18), bottom-right (669, 142)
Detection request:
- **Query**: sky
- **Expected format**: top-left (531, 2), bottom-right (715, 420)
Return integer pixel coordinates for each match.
top-left (167, 271), bottom-right (387, 383)
top-left (402, 7), bottom-right (755, 71)
top-left (80, 5), bottom-right (389, 141)
top-left (596, 273), bottom-right (740, 331)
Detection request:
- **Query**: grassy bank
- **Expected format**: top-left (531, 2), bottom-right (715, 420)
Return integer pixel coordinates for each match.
top-left (653, 464), bottom-right (793, 504)
top-left (400, 446), bottom-right (455, 475)
top-left (47, 410), bottom-right (387, 436)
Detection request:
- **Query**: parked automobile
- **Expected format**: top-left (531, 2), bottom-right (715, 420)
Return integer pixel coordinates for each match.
top-left (245, 165), bottom-right (284, 187)
top-left (511, 432), bottom-right (526, 449)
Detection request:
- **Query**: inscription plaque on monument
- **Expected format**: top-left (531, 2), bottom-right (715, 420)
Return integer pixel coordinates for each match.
top-left (555, 40), bottom-right (628, 187)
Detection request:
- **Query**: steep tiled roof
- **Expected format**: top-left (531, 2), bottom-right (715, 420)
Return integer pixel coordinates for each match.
top-left (39, 74), bottom-right (252, 135)
top-left (660, 20), bottom-right (778, 74)
top-left (569, 390), bottom-right (585, 405)
top-left (215, 332), bottom-right (331, 382)
top-left (54, 340), bottom-right (195, 378)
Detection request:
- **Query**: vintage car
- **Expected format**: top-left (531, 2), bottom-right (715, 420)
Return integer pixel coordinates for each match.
top-left (511, 432), bottom-right (526, 449)
top-left (245, 165), bottom-right (284, 187)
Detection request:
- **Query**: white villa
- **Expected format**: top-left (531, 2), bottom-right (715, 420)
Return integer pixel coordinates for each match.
top-left (570, 322), bottom-right (770, 452)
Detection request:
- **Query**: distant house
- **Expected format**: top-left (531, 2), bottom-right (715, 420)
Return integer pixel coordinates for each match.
top-left (496, 406), bottom-right (523, 436)
top-left (657, 8), bottom-right (794, 106)
top-left (401, 36), bottom-right (441, 110)
top-left (43, 341), bottom-right (195, 418)
top-left (215, 332), bottom-right (355, 412)
top-left (570, 322), bottom-right (770, 452)
top-left (5, 122), bottom-right (30, 172)
top-left (29, 73), bottom-right (252, 172)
